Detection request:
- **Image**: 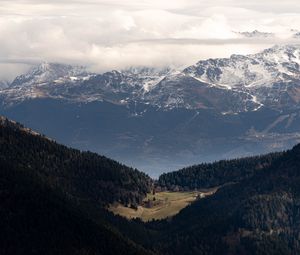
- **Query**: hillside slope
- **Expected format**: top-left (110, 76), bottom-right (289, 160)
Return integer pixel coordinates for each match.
top-left (157, 153), bottom-right (281, 190)
top-left (0, 159), bottom-right (152, 255)
top-left (0, 116), bottom-right (154, 254)
top-left (0, 116), bottom-right (152, 207)
top-left (151, 144), bottom-right (300, 254)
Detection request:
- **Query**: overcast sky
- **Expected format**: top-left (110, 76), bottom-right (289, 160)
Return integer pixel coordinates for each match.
top-left (1, 0), bottom-right (300, 80)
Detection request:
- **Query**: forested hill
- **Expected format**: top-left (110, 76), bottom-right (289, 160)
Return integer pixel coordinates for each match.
top-left (157, 153), bottom-right (282, 191)
top-left (151, 144), bottom-right (300, 254)
top-left (0, 116), bottom-right (152, 207)
top-left (0, 116), bottom-right (156, 254)
top-left (0, 158), bottom-right (153, 255)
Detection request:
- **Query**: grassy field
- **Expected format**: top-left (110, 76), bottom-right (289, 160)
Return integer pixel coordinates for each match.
top-left (109, 190), bottom-right (215, 221)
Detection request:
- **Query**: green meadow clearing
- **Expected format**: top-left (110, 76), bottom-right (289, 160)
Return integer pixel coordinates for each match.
top-left (109, 190), bottom-right (216, 221)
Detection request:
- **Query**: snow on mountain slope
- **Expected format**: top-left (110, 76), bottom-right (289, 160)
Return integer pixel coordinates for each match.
top-left (0, 81), bottom-right (10, 89)
top-left (0, 63), bottom-right (173, 105)
top-left (1, 45), bottom-right (300, 112)
top-left (182, 44), bottom-right (300, 111)
top-left (184, 44), bottom-right (300, 89)
top-left (0, 63), bottom-right (93, 104)
top-left (122, 66), bottom-right (173, 92)
top-left (141, 71), bottom-right (260, 112)
top-left (10, 62), bottom-right (90, 87)
top-left (235, 30), bottom-right (275, 38)
top-left (295, 33), bottom-right (300, 38)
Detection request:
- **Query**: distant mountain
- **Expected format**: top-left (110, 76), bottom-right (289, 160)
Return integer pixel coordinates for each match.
top-left (0, 80), bottom-right (9, 89)
top-left (236, 30), bottom-right (275, 38)
top-left (184, 44), bottom-right (300, 111)
top-left (294, 32), bottom-right (300, 39)
top-left (10, 62), bottom-right (89, 87)
top-left (2, 45), bottom-right (300, 112)
top-left (1, 45), bottom-right (300, 176)
top-left (0, 63), bottom-right (172, 106)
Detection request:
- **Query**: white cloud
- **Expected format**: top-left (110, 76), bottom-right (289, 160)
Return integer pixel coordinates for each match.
top-left (0, 0), bottom-right (300, 80)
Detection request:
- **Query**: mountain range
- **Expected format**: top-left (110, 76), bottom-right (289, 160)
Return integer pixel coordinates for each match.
top-left (2, 44), bottom-right (300, 112)
top-left (1, 44), bottom-right (300, 176)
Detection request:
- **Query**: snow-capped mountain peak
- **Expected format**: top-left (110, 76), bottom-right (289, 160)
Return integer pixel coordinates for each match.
top-left (236, 30), bottom-right (274, 38)
top-left (184, 44), bottom-right (300, 89)
top-left (121, 66), bottom-right (174, 92)
top-left (10, 62), bottom-right (90, 88)
top-left (0, 80), bottom-right (10, 89)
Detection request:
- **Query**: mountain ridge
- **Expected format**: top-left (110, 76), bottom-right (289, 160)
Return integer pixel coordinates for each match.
top-left (2, 44), bottom-right (300, 113)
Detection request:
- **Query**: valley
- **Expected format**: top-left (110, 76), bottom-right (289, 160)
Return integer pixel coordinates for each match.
top-left (2, 115), bottom-right (300, 254)
top-left (109, 189), bottom-right (217, 221)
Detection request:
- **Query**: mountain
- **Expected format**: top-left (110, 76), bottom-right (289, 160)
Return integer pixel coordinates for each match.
top-left (0, 80), bottom-right (9, 89)
top-left (0, 63), bottom-right (172, 106)
top-left (10, 62), bottom-right (89, 87)
top-left (293, 31), bottom-right (300, 39)
top-left (2, 45), bottom-right (300, 112)
top-left (184, 44), bottom-right (300, 111)
top-left (1, 45), bottom-right (300, 176)
top-left (235, 30), bottom-right (275, 38)
top-left (1, 63), bottom-right (92, 104)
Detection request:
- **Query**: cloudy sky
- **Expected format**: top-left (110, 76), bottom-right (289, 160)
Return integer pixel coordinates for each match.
top-left (1, 0), bottom-right (300, 80)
